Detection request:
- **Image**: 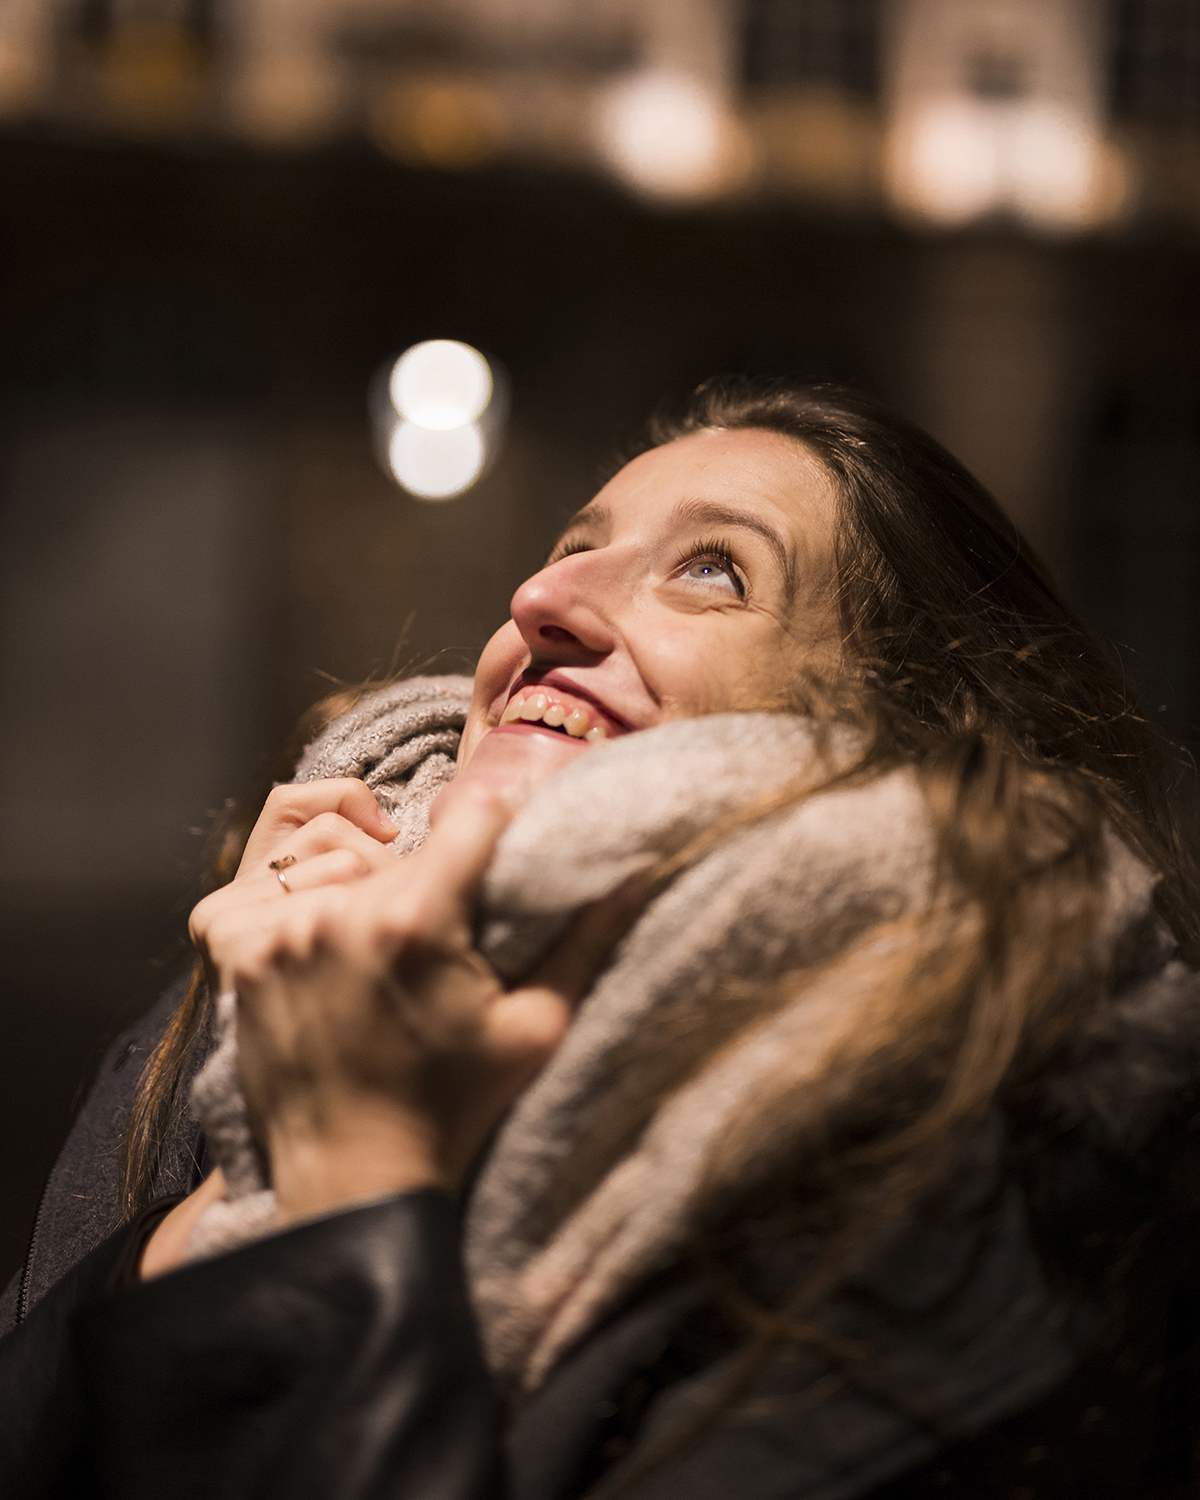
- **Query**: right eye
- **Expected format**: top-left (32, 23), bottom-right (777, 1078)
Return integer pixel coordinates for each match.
top-left (546, 539), bottom-right (592, 565)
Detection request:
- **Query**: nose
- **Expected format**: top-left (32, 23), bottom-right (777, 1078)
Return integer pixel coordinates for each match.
top-left (509, 554), bottom-right (617, 664)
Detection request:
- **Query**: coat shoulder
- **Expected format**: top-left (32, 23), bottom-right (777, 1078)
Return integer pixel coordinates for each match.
top-left (0, 974), bottom-right (205, 1335)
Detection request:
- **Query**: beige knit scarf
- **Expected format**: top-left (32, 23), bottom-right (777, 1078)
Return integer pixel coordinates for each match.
top-left (188, 675), bottom-right (1173, 1432)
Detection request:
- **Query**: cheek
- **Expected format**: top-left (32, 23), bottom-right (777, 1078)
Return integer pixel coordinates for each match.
top-left (632, 615), bottom-right (761, 718)
top-left (460, 620), bottom-right (526, 768)
top-left (634, 612), bottom-right (805, 719)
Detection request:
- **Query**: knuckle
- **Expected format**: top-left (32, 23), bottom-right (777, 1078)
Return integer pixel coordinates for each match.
top-left (309, 811), bottom-right (346, 837)
top-left (188, 894), bottom-right (213, 930)
top-left (383, 887), bottom-right (421, 930)
top-left (336, 847), bottom-right (370, 877)
top-left (407, 894), bottom-right (438, 933)
top-left (205, 906), bottom-right (239, 949)
top-left (311, 899), bottom-right (354, 950)
top-left (390, 891), bottom-right (446, 945)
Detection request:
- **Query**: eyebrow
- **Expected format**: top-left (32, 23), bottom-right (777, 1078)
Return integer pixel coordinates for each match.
top-left (554, 502), bottom-right (610, 544)
top-left (550, 497), bottom-right (797, 599)
top-left (670, 499), bottom-right (796, 598)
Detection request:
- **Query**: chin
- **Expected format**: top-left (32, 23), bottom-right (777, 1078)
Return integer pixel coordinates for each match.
top-left (431, 723), bottom-right (591, 827)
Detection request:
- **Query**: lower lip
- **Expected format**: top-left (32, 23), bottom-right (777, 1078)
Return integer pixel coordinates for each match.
top-left (491, 721), bottom-right (590, 744)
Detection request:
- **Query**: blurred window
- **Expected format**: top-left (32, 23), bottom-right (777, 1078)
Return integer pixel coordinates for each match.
top-left (77, 0), bottom-right (216, 43)
top-left (1070, 365), bottom-right (1200, 750)
top-left (741, 0), bottom-right (880, 96)
top-left (1111, 0), bottom-right (1200, 123)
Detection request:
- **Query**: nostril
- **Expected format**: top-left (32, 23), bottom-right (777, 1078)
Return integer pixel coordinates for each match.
top-left (539, 625), bottom-right (579, 643)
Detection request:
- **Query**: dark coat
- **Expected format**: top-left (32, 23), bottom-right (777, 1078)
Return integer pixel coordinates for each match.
top-left (3, 967), bottom-right (1200, 1500)
top-left (0, 977), bottom-right (204, 1341)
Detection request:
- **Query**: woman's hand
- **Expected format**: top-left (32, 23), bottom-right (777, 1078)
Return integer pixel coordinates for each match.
top-left (234, 778), bottom-right (401, 878)
top-left (189, 780), bottom-right (400, 986)
top-left (197, 783), bottom-right (630, 1228)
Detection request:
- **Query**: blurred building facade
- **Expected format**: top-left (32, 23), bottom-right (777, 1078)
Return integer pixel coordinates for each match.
top-left (0, 1), bottom-right (1196, 223)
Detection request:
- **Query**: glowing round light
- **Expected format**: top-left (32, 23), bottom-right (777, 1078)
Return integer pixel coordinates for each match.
top-left (887, 98), bottom-right (1002, 226)
top-left (886, 97), bottom-right (1122, 234)
top-left (594, 69), bottom-right (745, 201)
top-left (1008, 103), bottom-right (1103, 229)
top-left (234, 55), bottom-right (343, 144)
top-left (387, 420), bottom-right (486, 501)
top-left (388, 340), bottom-right (493, 431)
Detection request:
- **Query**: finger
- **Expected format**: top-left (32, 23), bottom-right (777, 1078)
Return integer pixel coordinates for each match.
top-left (254, 813), bottom-right (398, 878)
top-left (239, 780), bottom-right (398, 875)
top-left (398, 784), bottom-right (515, 934)
top-left (481, 987), bottom-right (573, 1081)
top-left (266, 846), bottom-right (377, 895)
top-left (474, 875), bottom-right (659, 1091)
top-left (190, 841), bottom-right (373, 953)
top-left (200, 880), bottom-right (355, 984)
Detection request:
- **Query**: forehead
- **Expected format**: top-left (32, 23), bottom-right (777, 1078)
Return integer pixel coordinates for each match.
top-left (587, 427), bottom-right (840, 544)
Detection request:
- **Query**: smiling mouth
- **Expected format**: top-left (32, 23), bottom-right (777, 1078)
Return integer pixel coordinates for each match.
top-left (498, 689), bottom-right (611, 742)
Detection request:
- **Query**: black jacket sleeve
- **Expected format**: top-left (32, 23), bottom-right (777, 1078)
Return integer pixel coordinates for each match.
top-left (0, 1192), bottom-right (507, 1500)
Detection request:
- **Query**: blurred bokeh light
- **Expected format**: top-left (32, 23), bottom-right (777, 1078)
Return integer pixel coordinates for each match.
top-left (389, 340), bottom-right (493, 431)
top-left (883, 0), bottom-right (1129, 232)
top-left (378, 340), bottom-right (503, 500)
top-left (0, 2), bottom-right (1192, 230)
top-left (388, 419), bottom-right (487, 500)
top-left (593, 69), bottom-right (754, 202)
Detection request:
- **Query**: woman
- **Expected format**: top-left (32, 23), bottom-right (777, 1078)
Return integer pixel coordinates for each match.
top-left (3, 380), bottom-right (1200, 1499)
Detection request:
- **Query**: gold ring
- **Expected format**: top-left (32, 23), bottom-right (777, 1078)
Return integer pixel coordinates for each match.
top-left (269, 854), bottom-right (298, 893)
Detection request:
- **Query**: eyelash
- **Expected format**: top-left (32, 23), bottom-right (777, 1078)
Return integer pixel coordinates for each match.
top-left (673, 536), bottom-right (746, 597)
top-left (547, 536), bottom-right (746, 597)
top-left (547, 538), bottom-right (591, 564)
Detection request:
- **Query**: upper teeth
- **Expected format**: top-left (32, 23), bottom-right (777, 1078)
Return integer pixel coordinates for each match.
top-left (500, 691), bottom-right (608, 742)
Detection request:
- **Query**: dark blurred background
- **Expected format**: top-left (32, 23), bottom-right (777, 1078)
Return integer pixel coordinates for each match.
top-left (2, 0), bottom-right (1199, 1285)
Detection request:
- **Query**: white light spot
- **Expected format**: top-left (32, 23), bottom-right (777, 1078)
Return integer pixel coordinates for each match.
top-left (387, 421), bottom-right (486, 501)
top-left (594, 70), bottom-right (745, 201)
top-left (1008, 103), bottom-right (1102, 229)
top-left (885, 96), bottom-right (1122, 232)
top-left (892, 97), bottom-right (1001, 225)
top-left (388, 340), bottom-right (493, 431)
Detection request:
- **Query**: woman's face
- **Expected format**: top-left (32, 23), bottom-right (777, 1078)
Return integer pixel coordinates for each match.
top-left (437, 427), bottom-right (843, 816)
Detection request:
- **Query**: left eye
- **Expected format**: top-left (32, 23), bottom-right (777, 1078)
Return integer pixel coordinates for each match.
top-left (682, 557), bottom-right (740, 593)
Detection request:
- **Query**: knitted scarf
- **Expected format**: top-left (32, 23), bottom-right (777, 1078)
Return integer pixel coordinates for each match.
top-left (188, 676), bottom-right (1200, 1496)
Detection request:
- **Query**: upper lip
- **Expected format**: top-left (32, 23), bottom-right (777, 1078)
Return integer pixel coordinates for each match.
top-left (506, 670), bottom-right (631, 734)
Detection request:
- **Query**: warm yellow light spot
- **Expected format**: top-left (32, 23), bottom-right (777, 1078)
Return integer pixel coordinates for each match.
top-left (95, 22), bottom-right (206, 131)
top-left (0, 38), bottom-right (46, 114)
top-left (755, 90), bottom-right (880, 202)
top-left (371, 76), bottom-right (505, 171)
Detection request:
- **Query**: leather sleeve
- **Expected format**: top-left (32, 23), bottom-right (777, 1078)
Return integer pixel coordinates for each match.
top-left (75, 1191), bottom-right (507, 1500)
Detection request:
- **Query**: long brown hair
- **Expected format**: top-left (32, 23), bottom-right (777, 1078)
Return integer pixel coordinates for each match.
top-left (575, 379), bottom-right (1200, 1493)
top-left (122, 369), bottom-right (1199, 1291)
top-left (651, 378), bottom-right (1199, 955)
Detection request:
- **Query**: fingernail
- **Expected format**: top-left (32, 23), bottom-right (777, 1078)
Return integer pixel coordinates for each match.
top-left (376, 803), bottom-right (399, 832)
